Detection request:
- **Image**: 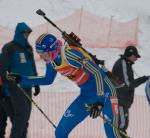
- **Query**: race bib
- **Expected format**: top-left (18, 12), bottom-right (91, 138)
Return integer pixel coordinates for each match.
top-left (110, 96), bottom-right (119, 115)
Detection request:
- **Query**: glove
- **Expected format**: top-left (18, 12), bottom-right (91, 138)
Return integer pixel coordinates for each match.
top-left (5, 72), bottom-right (22, 83)
top-left (34, 85), bottom-right (40, 96)
top-left (85, 102), bottom-right (103, 119)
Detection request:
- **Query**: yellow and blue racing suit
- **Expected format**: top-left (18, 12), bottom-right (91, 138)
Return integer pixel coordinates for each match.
top-left (21, 45), bottom-right (121, 138)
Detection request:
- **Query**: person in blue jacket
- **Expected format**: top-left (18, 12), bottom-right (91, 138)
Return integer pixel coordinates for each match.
top-left (1, 22), bottom-right (40, 138)
top-left (8, 33), bottom-right (122, 138)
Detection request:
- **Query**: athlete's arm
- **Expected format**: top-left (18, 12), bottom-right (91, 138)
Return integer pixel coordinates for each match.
top-left (20, 63), bottom-right (57, 86)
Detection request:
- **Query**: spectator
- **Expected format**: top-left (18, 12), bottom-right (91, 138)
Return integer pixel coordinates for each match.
top-left (112, 45), bottom-right (149, 137)
top-left (0, 77), bottom-right (14, 138)
top-left (0, 71), bottom-right (7, 138)
top-left (0, 102), bottom-right (7, 138)
top-left (0, 53), bottom-right (14, 138)
top-left (1, 22), bottom-right (40, 138)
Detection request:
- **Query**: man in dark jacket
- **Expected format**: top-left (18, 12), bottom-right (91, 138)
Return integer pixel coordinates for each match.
top-left (0, 102), bottom-right (7, 138)
top-left (0, 53), bottom-right (14, 138)
top-left (0, 78), bottom-right (14, 138)
top-left (112, 45), bottom-right (149, 137)
top-left (0, 74), bottom-right (7, 138)
top-left (1, 22), bottom-right (40, 138)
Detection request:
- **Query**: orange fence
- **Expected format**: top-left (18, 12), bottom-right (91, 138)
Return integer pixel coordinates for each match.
top-left (0, 8), bottom-right (138, 50)
top-left (30, 8), bottom-right (138, 49)
top-left (6, 92), bottom-right (150, 138)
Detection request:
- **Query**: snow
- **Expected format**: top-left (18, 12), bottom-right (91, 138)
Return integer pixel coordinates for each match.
top-left (0, 0), bottom-right (150, 96)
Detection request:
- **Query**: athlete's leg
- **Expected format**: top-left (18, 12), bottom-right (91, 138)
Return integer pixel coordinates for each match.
top-left (102, 95), bottom-right (122, 138)
top-left (55, 95), bottom-right (89, 138)
top-left (103, 77), bottom-right (121, 138)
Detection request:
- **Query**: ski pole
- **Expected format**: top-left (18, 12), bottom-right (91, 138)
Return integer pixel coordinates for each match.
top-left (85, 104), bottom-right (130, 138)
top-left (99, 115), bottom-right (130, 138)
top-left (16, 84), bottom-right (56, 129)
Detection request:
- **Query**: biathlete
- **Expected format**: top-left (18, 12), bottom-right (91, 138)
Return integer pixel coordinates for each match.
top-left (7, 33), bottom-right (122, 138)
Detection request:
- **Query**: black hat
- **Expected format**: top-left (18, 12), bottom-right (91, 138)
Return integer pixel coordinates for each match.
top-left (124, 46), bottom-right (141, 58)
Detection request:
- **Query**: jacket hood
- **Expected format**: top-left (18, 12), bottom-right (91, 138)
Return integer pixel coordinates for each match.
top-left (13, 22), bottom-right (32, 47)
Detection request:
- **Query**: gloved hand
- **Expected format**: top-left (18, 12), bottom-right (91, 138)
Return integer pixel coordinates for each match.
top-left (34, 85), bottom-right (40, 96)
top-left (5, 72), bottom-right (22, 83)
top-left (85, 102), bottom-right (103, 119)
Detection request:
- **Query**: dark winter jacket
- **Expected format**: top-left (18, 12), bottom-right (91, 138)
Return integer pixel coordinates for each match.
top-left (0, 54), bottom-right (10, 97)
top-left (112, 55), bottom-right (147, 108)
top-left (1, 22), bottom-right (37, 89)
top-left (0, 75), bottom-right (3, 98)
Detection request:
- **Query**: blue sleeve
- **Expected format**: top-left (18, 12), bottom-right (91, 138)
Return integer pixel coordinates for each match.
top-left (20, 63), bottom-right (57, 86)
top-left (66, 49), bottom-right (105, 96)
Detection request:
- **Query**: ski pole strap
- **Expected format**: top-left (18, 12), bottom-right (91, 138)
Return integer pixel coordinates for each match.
top-left (16, 84), bottom-right (56, 129)
top-left (100, 115), bottom-right (130, 138)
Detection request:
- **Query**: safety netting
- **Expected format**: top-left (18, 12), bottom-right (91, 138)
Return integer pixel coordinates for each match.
top-left (0, 9), bottom-right (138, 50)
top-left (30, 9), bottom-right (138, 49)
top-left (0, 26), bottom-right (13, 47)
top-left (0, 9), bottom-right (138, 61)
top-left (5, 92), bottom-right (150, 138)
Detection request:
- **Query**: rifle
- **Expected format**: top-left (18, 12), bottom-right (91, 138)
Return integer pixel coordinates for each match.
top-left (36, 9), bottom-right (123, 86)
top-left (36, 9), bottom-right (104, 66)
